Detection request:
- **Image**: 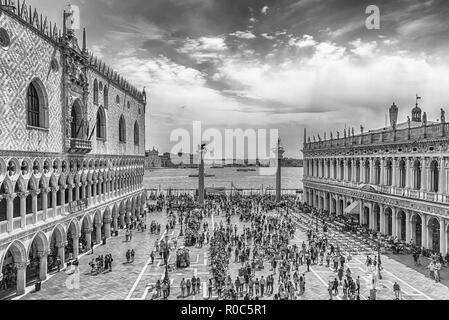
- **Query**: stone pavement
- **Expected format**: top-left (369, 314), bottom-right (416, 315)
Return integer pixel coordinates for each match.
top-left (17, 209), bottom-right (449, 300)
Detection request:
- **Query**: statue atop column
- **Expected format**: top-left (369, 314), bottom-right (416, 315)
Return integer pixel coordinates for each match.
top-left (360, 125), bottom-right (364, 134)
top-left (422, 112), bottom-right (427, 126)
top-left (330, 132), bottom-right (333, 140)
top-left (351, 127), bottom-right (354, 136)
top-left (336, 131), bottom-right (340, 139)
top-left (441, 108), bottom-right (446, 123)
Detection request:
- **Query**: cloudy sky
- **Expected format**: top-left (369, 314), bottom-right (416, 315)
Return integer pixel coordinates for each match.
top-left (28, 0), bottom-right (449, 158)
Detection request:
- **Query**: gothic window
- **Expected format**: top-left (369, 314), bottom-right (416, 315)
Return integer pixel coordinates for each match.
top-left (103, 86), bottom-right (108, 108)
top-left (116, 95), bottom-right (120, 104)
top-left (127, 101), bottom-right (131, 109)
top-left (93, 79), bottom-right (99, 105)
top-left (0, 184), bottom-right (6, 222)
top-left (96, 107), bottom-right (106, 139)
top-left (71, 102), bottom-right (83, 139)
top-left (339, 160), bottom-right (344, 180)
top-left (355, 161), bottom-right (360, 182)
top-left (119, 115), bottom-right (126, 143)
top-left (134, 121), bottom-right (139, 146)
top-left (27, 81), bottom-right (48, 128)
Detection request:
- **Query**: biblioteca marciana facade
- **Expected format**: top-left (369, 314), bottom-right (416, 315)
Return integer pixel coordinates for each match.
top-left (0, 2), bottom-right (147, 296)
top-left (303, 100), bottom-right (449, 256)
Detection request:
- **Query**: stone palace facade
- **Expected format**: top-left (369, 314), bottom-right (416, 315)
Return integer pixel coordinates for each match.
top-left (0, 2), bottom-right (146, 296)
top-left (303, 100), bottom-right (449, 256)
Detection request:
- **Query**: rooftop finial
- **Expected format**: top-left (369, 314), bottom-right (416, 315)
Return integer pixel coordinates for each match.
top-left (82, 27), bottom-right (86, 53)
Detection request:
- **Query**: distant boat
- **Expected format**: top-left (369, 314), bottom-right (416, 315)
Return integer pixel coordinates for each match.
top-left (188, 174), bottom-right (215, 178)
top-left (236, 168), bottom-right (256, 172)
top-left (211, 165), bottom-right (224, 169)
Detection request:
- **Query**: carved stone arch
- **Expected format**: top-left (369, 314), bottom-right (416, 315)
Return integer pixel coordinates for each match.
top-left (1, 176), bottom-right (13, 194)
top-left (0, 240), bottom-right (27, 270)
top-left (50, 223), bottom-right (67, 245)
top-left (80, 171), bottom-right (87, 184)
top-left (81, 213), bottom-right (93, 231)
top-left (38, 175), bottom-right (49, 189)
top-left (49, 174), bottom-right (57, 188)
top-left (103, 206), bottom-right (112, 221)
top-left (15, 175), bottom-right (26, 193)
top-left (27, 231), bottom-right (49, 257)
top-left (58, 174), bottom-right (67, 186)
top-left (67, 218), bottom-right (81, 238)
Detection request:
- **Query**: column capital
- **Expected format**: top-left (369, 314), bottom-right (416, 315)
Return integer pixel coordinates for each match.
top-left (84, 228), bottom-right (93, 233)
top-left (19, 192), bottom-right (27, 200)
top-left (37, 251), bottom-right (48, 258)
top-left (56, 241), bottom-right (68, 248)
top-left (14, 262), bottom-right (27, 270)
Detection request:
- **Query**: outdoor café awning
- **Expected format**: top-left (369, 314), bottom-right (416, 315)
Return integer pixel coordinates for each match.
top-left (344, 201), bottom-right (360, 215)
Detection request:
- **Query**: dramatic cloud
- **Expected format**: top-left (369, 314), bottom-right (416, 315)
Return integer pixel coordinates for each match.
top-left (27, 0), bottom-right (449, 157)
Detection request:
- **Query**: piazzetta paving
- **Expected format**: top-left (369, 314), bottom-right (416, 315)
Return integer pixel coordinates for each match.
top-left (11, 193), bottom-right (449, 301)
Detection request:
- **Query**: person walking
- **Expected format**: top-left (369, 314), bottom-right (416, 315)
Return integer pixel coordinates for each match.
top-left (328, 280), bottom-right (333, 300)
top-left (393, 282), bottom-right (401, 300)
top-left (191, 276), bottom-right (196, 295)
top-left (130, 249), bottom-right (135, 263)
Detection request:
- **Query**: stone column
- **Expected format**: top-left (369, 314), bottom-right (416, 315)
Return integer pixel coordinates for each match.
top-left (421, 214), bottom-right (427, 249)
top-left (113, 216), bottom-right (118, 231)
top-left (87, 183), bottom-right (92, 202)
top-left (369, 159), bottom-right (375, 184)
top-left (380, 205), bottom-right (386, 234)
top-left (42, 189), bottom-right (48, 221)
top-left (405, 158), bottom-right (412, 189)
top-left (95, 223), bottom-right (102, 244)
top-left (31, 191), bottom-right (37, 225)
top-left (359, 200), bottom-right (364, 226)
top-left (405, 211), bottom-right (411, 243)
top-left (392, 159), bottom-right (398, 187)
top-left (57, 242), bottom-right (66, 267)
top-left (84, 229), bottom-right (92, 250)
top-left (67, 185), bottom-right (73, 203)
top-left (380, 158), bottom-right (385, 185)
top-left (75, 184), bottom-right (80, 201)
top-left (440, 219), bottom-right (446, 255)
top-left (15, 262), bottom-right (27, 295)
top-left (20, 193), bottom-right (26, 228)
top-left (439, 158), bottom-right (446, 195)
top-left (51, 188), bottom-right (57, 217)
top-left (91, 182), bottom-right (96, 204)
top-left (60, 186), bottom-right (67, 210)
top-left (421, 158), bottom-right (427, 191)
top-left (392, 208), bottom-right (398, 238)
top-left (369, 202), bottom-right (374, 230)
top-left (6, 195), bottom-right (14, 233)
top-left (37, 251), bottom-right (48, 281)
top-left (81, 183), bottom-right (86, 200)
top-left (72, 235), bottom-right (80, 259)
top-left (104, 218), bottom-right (111, 239)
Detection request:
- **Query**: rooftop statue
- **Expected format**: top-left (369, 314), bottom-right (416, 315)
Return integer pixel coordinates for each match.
top-left (441, 108), bottom-right (446, 123)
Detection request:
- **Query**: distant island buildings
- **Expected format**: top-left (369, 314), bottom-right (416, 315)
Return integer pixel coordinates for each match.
top-left (145, 148), bottom-right (303, 169)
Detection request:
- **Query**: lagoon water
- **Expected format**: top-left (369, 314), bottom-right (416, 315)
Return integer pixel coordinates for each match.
top-left (143, 167), bottom-right (303, 190)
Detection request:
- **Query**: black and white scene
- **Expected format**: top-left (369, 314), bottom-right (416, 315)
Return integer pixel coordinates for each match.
top-left (1, 0), bottom-right (449, 306)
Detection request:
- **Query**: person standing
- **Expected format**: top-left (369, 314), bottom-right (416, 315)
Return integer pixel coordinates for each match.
top-left (196, 276), bottom-right (201, 294)
top-left (191, 276), bottom-right (196, 295)
top-left (260, 276), bottom-right (265, 296)
top-left (180, 278), bottom-right (186, 297)
top-left (208, 279), bottom-right (213, 298)
top-left (328, 280), bottom-right (333, 300)
top-left (186, 278), bottom-right (191, 296)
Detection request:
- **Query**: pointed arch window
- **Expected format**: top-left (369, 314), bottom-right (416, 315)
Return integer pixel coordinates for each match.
top-left (134, 121), bottom-right (139, 146)
top-left (27, 80), bottom-right (48, 128)
top-left (93, 79), bottom-right (99, 105)
top-left (119, 115), bottom-right (126, 143)
top-left (103, 85), bottom-right (109, 108)
top-left (96, 107), bottom-right (106, 140)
